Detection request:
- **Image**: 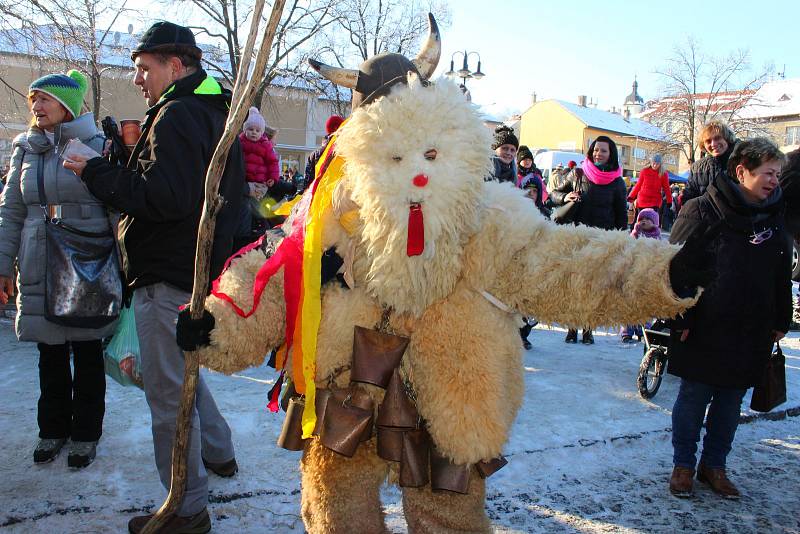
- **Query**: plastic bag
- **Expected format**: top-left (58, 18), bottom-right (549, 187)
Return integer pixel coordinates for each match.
top-left (103, 302), bottom-right (143, 389)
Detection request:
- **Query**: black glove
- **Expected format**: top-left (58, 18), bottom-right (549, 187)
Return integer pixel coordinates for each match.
top-left (669, 221), bottom-right (723, 296)
top-left (176, 307), bottom-right (215, 351)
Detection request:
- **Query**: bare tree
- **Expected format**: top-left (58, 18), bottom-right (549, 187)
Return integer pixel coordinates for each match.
top-left (172, 0), bottom-right (339, 99)
top-left (0, 0), bottom-right (140, 120)
top-left (328, 0), bottom-right (449, 62)
top-left (646, 38), bottom-right (772, 164)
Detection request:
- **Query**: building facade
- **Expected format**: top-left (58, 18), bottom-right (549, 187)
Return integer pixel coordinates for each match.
top-left (0, 26), bottom-right (348, 176)
top-left (519, 98), bottom-right (679, 180)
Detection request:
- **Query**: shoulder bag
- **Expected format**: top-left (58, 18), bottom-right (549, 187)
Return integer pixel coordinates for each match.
top-left (750, 341), bottom-right (787, 412)
top-left (37, 154), bottom-right (122, 328)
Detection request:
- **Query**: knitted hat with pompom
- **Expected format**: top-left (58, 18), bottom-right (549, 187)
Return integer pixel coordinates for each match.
top-left (243, 106), bottom-right (266, 132)
top-left (29, 69), bottom-right (88, 119)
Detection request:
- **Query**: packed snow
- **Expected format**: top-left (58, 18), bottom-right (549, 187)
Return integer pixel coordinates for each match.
top-left (1, 316), bottom-right (798, 533)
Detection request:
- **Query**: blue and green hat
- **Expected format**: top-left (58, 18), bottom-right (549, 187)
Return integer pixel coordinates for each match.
top-left (29, 69), bottom-right (88, 119)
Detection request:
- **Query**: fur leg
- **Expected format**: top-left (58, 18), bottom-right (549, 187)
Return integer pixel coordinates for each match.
top-left (301, 438), bottom-right (389, 534)
top-left (402, 468), bottom-right (492, 534)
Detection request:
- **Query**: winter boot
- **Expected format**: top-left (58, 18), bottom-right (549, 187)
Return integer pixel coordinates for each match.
top-left (67, 441), bottom-right (97, 469)
top-left (522, 339), bottom-right (532, 350)
top-left (565, 329), bottom-right (578, 344)
top-left (128, 508), bottom-right (211, 534)
top-left (33, 438), bottom-right (66, 464)
top-left (669, 466), bottom-right (694, 497)
top-left (621, 335), bottom-right (634, 344)
top-left (697, 464), bottom-right (740, 499)
top-left (203, 457), bottom-right (238, 478)
top-left (581, 330), bottom-right (594, 345)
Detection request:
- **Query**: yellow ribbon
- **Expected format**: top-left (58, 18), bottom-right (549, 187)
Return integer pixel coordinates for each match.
top-left (299, 139), bottom-right (345, 438)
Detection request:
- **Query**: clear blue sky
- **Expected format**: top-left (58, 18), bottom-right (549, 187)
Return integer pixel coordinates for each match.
top-left (434, 0), bottom-right (799, 119)
top-left (120, 0), bottom-right (798, 120)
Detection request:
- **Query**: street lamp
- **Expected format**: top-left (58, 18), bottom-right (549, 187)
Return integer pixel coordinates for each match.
top-left (444, 51), bottom-right (484, 86)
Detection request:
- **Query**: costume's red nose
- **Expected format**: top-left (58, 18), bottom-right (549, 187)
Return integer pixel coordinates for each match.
top-left (413, 174), bottom-right (429, 187)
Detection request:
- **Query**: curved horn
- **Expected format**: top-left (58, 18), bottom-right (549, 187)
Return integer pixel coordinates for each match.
top-left (308, 58), bottom-right (358, 89)
top-left (411, 13), bottom-right (441, 79)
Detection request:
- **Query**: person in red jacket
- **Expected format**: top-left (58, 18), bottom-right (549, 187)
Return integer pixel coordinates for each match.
top-left (628, 154), bottom-right (672, 221)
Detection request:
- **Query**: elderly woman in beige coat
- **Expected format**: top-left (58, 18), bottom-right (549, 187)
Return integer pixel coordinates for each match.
top-left (0, 70), bottom-right (114, 468)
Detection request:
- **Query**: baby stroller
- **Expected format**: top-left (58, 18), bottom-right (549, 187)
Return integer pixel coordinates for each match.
top-left (636, 319), bottom-right (670, 399)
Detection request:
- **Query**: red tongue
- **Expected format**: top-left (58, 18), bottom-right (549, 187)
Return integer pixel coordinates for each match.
top-left (407, 203), bottom-right (424, 256)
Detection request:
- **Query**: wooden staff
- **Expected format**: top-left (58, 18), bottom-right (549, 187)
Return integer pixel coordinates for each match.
top-left (142, 0), bottom-right (287, 531)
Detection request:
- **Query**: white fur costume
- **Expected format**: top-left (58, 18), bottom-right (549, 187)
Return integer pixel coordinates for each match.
top-left (199, 76), bottom-right (697, 533)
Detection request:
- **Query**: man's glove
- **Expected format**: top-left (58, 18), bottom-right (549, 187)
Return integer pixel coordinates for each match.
top-left (176, 307), bottom-right (215, 351)
top-left (669, 221), bottom-right (723, 296)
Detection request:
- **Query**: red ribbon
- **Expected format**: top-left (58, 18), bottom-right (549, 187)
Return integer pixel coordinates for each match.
top-left (407, 203), bottom-right (424, 256)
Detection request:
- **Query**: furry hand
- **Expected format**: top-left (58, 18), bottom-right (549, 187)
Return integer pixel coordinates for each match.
top-left (176, 307), bottom-right (215, 351)
top-left (669, 221), bottom-right (722, 295)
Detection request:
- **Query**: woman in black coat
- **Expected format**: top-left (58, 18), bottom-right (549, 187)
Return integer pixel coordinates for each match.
top-left (550, 135), bottom-right (628, 344)
top-left (666, 138), bottom-right (791, 499)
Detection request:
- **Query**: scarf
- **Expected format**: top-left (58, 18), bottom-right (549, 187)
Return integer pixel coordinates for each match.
top-left (582, 158), bottom-right (621, 185)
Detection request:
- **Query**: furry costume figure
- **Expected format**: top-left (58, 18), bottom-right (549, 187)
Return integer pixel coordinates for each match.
top-left (196, 72), bottom-right (701, 532)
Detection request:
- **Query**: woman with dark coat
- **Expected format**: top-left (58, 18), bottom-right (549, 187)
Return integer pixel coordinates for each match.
top-left (550, 135), bottom-right (628, 344)
top-left (667, 138), bottom-right (791, 500)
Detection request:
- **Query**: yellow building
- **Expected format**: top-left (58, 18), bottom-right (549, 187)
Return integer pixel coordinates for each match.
top-left (519, 98), bottom-right (680, 181)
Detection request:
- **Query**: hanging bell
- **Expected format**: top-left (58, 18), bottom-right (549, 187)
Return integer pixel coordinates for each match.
top-left (399, 428), bottom-right (430, 487)
top-left (351, 325), bottom-right (409, 388)
top-left (376, 368), bottom-right (418, 430)
top-left (276, 396), bottom-right (308, 451)
top-left (319, 388), bottom-right (374, 457)
top-left (312, 388), bottom-right (332, 437)
top-left (430, 447), bottom-right (471, 494)
top-left (476, 456), bottom-right (508, 478)
top-left (376, 426), bottom-right (405, 462)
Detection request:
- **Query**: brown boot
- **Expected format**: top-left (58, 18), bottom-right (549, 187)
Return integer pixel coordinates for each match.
top-left (127, 508), bottom-right (211, 533)
top-left (669, 466), bottom-right (695, 498)
top-left (697, 464), bottom-right (741, 499)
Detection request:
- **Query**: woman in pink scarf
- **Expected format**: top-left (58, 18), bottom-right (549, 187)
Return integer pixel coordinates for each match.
top-left (550, 135), bottom-right (628, 344)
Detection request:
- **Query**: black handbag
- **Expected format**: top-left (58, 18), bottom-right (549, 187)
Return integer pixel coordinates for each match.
top-left (750, 342), bottom-right (787, 413)
top-left (37, 154), bottom-right (122, 328)
top-left (552, 172), bottom-right (582, 225)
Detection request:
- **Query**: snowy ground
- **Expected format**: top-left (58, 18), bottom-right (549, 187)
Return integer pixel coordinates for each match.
top-left (1, 317), bottom-right (798, 533)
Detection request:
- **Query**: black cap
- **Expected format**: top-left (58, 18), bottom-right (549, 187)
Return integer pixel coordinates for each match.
top-left (517, 145), bottom-right (534, 163)
top-left (131, 21), bottom-right (202, 60)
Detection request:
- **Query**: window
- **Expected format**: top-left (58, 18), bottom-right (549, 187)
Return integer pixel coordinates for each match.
top-left (786, 126), bottom-right (800, 146)
top-left (633, 147), bottom-right (647, 160)
top-left (665, 121), bottom-right (674, 133)
top-left (618, 145), bottom-right (631, 165)
top-left (664, 154), bottom-right (677, 165)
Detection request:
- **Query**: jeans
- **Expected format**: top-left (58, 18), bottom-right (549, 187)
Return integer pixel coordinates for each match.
top-left (672, 378), bottom-right (747, 469)
top-left (134, 283), bottom-right (235, 516)
top-left (37, 340), bottom-right (106, 441)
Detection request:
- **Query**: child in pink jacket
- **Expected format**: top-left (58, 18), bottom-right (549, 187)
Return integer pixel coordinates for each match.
top-left (239, 107), bottom-right (280, 198)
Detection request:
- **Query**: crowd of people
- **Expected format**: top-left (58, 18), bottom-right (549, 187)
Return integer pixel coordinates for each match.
top-left (485, 120), bottom-right (794, 501)
top-left (0, 18), bottom-right (795, 533)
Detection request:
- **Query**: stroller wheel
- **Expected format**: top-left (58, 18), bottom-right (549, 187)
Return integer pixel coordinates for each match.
top-left (637, 347), bottom-right (666, 399)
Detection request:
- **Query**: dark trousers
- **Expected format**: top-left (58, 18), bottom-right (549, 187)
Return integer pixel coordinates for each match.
top-left (37, 340), bottom-right (106, 441)
top-left (671, 378), bottom-right (747, 469)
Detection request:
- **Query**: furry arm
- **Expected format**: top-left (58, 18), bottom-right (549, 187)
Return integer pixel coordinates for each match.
top-left (495, 221), bottom-right (698, 327)
top-left (476, 184), bottom-right (698, 327)
top-left (197, 245), bottom-right (287, 374)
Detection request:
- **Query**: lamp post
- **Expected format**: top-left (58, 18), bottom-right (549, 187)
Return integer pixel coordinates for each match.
top-left (444, 50), bottom-right (485, 87)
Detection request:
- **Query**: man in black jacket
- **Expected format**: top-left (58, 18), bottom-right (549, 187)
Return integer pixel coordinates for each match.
top-left (64, 22), bottom-right (241, 533)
